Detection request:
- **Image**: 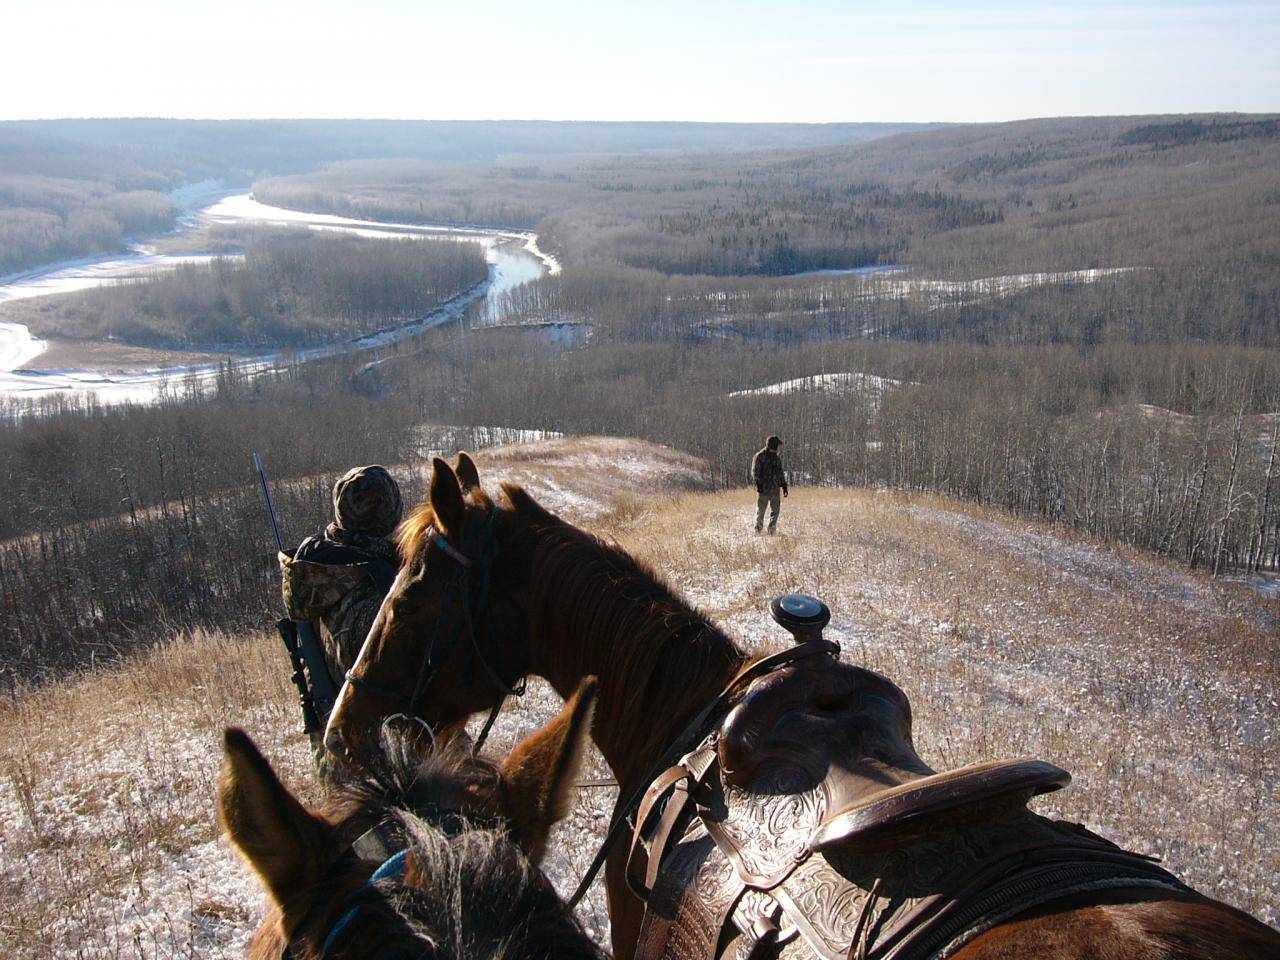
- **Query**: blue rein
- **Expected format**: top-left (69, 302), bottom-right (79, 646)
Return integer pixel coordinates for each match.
top-left (319, 849), bottom-right (409, 957)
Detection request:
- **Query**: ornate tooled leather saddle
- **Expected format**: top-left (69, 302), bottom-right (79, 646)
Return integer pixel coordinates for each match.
top-left (628, 643), bottom-right (1189, 960)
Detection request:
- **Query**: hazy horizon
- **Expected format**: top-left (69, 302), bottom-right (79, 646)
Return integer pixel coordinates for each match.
top-left (4, 0), bottom-right (1278, 124)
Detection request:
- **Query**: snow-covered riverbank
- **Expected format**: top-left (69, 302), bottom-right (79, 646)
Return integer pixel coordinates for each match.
top-left (0, 194), bottom-right (557, 405)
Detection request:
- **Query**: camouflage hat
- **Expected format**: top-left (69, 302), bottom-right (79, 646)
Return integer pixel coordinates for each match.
top-left (332, 465), bottom-right (402, 537)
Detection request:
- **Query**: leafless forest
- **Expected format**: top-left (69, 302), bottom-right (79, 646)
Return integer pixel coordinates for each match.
top-left (0, 119), bottom-right (930, 275)
top-left (2, 114), bottom-right (1279, 684)
top-left (2, 230), bottom-right (487, 347)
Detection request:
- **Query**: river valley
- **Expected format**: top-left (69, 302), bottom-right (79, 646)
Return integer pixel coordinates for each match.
top-left (0, 194), bottom-right (556, 405)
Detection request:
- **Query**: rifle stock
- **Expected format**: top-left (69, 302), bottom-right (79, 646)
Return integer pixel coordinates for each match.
top-left (295, 618), bottom-right (337, 720)
top-left (276, 618), bottom-right (322, 734)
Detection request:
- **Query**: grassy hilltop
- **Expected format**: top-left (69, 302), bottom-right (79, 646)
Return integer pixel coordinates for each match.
top-left (1, 438), bottom-right (1274, 957)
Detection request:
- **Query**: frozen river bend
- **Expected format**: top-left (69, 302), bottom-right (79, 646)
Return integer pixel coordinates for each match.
top-left (0, 194), bottom-right (558, 405)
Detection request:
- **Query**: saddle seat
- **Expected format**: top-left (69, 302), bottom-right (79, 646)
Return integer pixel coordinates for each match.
top-left (630, 654), bottom-right (1186, 960)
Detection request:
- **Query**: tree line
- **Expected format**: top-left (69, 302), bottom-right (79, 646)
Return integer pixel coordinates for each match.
top-left (255, 113), bottom-right (1280, 336)
top-left (4, 230), bottom-right (488, 348)
top-left (3, 325), bottom-right (1277, 683)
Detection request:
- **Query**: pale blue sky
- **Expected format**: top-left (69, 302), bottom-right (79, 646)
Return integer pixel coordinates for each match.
top-left (3, 0), bottom-right (1277, 121)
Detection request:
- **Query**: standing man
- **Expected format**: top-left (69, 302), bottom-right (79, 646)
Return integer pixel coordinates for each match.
top-left (751, 434), bottom-right (789, 534)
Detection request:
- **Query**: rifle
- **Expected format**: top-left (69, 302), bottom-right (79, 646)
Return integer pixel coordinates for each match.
top-left (253, 453), bottom-right (339, 735)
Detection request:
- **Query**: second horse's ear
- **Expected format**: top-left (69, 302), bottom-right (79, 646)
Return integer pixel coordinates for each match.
top-left (455, 452), bottom-right (481, 493)
top-left (430, 457), bottom-right (466, 540)
top-left (218, 729), bottom-right (332, 929)
top-left (499, 677), bottom-right (598, 863)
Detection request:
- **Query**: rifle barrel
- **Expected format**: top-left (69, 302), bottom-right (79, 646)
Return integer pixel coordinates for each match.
top-left (253, 452), bottom-right (285, 553)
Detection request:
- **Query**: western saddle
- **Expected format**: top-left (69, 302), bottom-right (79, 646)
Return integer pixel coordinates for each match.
top-left (625, 596), bottom-right (1189, 960)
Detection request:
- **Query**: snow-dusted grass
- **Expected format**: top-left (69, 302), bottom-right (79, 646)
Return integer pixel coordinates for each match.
top-left (0, 630), bottom-right (304, 958)
top-left (2, 448), bottom-right (1275, 957)
top-left (610, 488), bottom-right (1277, 927)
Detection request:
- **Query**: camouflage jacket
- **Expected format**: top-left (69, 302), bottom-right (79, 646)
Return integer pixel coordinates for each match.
top-left (751, 448), bottom-right (788, 493)
top-left (279, 532), bottom-right (398, 685)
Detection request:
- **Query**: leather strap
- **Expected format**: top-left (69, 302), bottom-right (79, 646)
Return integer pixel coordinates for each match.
top-left (627, 765), bottom-right (691, 898)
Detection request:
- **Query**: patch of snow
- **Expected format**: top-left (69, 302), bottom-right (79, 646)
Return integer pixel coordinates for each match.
top-left (1224, 572), bottom-right (1280, 599)
top-left (0, 252), bottom-right (228, 305)
top-left (784, 264), bottom-right (905, 279)
top-left (0, 320), bottom-right (46, 372)
top-left (203, 195), bottom-right (560, 277)
top-left (729, 371), bottom-right (912, 411)
top-left (167, 179), bottom-right (231, 211)
top-left (412, 424), bottom-right (566, 460)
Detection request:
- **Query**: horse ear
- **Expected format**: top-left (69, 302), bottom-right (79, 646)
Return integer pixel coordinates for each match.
top-left (429, 457), bottom-right (466, 539)
top-left (498, 677), bottom-right (598, 863)
top-left (455, 451), bottom-right (481, 492)
top-left (218, 729), bottom-right (332, 924)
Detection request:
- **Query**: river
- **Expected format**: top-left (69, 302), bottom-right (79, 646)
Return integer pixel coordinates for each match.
top-left (0, 194), bottom-right (557, 405)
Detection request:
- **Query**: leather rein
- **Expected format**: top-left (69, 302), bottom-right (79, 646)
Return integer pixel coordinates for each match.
top-left (343, 510), bottom-right (526, 751)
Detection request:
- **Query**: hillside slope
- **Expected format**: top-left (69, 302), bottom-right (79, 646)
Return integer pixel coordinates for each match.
top-left (0, 439), bottom-right (1274, 958)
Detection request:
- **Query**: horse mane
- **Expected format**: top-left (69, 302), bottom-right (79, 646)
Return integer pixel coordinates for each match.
top-left (329, 731), bottom-right (503, 836)
top-left (307, 734), bottom-right (603, 960)
top-left (498, 482), bottom-right (748, 763)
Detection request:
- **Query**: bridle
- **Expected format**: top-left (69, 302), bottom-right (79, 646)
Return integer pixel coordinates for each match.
top-left (343, 509), bottom-right (526, 751)
top-left (301, 849), bottom-right (417, 960)
top-left (282, 823), bottom-right (431, 960)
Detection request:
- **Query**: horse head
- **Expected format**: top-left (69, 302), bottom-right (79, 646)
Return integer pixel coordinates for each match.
top-left (222, 678), bottom-right (600, 959)
top-left (326, 453), bottom-right (530, 760)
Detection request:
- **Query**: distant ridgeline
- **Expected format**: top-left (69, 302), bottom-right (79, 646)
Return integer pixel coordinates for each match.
top-left (0, 118), bottom-right (943, 277)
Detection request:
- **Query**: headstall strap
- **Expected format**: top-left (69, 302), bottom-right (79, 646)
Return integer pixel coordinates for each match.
top-left (369, 512), bottom-right (524, 753)
top-left (318, 849), bottom-right (410, 958)
top-left (431, 530), bottom-right (473, 569)
top-left (280, 836), bottom-right (410, 960)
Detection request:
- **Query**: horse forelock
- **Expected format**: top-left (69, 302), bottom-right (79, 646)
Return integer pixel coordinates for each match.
top-left (327, 733), bottom-right (502, 836)
top-left (396, 487), bottom-right (496, 567)
top-left (300, 734), bottom-right (602, 960)
top-left (386, 821), bottom-right (604, 960)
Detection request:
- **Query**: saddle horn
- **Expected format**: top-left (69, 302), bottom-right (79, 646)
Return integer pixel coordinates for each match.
top-left (770, 594), bottom-right (833, 648)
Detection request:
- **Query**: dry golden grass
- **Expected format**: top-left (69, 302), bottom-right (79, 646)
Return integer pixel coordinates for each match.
top-left (602, 487), bottom-right (1278, 922)
top-left (0, 629), bottom-right (316, 958)
top-left (0, 452), bottom-right (1275, 958)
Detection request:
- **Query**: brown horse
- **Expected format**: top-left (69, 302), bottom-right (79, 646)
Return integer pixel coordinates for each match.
top-left (326, 455), bottom-right (1280, 960)
top-left (221, 678), bottom-right (603, 959)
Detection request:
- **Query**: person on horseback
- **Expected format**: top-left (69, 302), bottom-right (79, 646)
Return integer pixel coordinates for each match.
top-left (751, 434), bottom-right (789, 534)
top-left (279, 465), bottom-right (403, 691)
